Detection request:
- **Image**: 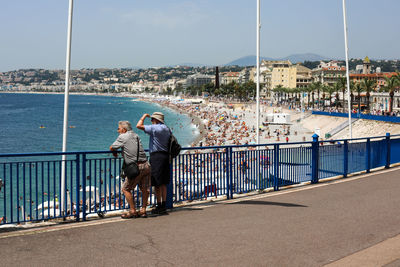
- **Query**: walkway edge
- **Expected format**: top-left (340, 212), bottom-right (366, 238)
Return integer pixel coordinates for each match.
top-left (324, 233), bottom-right (400, 267)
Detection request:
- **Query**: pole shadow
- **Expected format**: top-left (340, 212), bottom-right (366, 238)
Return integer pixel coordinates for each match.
top-left (228, 200), bottom-right (307, 207)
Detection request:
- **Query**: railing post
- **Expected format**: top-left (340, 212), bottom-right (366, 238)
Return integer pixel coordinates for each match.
top-left (166, 160), bottom-right (173, 209)
top-left (81, 153), bottom-right (87, 221)
top-left (311, 134), bottom-right (319, 184)
top-left (225, 147), bottom-right (233, 199)
top-left (229, 147), bottom-right (233, 199)
top-left (343, 140), bottom-right (348, 178)
top-left (75, 153), bottom-right (80, 222)
top-left (385, 133), bottom-right (391, 169)
top-left (366, 138), bottom-right (371, 173)
top-left (273, 144), bottom-right (279, 191)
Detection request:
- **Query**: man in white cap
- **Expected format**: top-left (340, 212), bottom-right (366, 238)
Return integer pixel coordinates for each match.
top-left (137, 112), bottom-right (171, 214)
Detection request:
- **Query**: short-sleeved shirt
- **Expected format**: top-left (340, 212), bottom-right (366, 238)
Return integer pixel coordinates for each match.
top-left (144, 124), bottom-right (170, 153)
top-left (111, 131), bottom-right (147, 164)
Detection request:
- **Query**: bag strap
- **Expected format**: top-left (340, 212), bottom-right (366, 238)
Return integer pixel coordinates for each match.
top-left (136, 136), bottom-right (139, 163)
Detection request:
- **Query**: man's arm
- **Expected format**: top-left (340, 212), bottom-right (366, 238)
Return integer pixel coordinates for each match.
top-left (110, 135), bottom-right (124, 158)
top-left (136, 113), bottom-right (150, 131)
top-left (109, 146), bottom-right (118, 158)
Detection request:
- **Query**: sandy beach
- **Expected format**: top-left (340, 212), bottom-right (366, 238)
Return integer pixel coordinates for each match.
top-left (135, 94), bottom-right (400, 148)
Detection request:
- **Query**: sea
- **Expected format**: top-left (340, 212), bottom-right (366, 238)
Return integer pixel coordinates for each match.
top-left (0, 93), bottom-right (198, 154)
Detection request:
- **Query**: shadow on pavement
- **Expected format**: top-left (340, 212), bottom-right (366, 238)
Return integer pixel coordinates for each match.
top-left (228, 200), bottom-right (308, 207)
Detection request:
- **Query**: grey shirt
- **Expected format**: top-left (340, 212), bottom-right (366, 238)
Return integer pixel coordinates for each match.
top-left (111, 131), bottom-right (147, 164)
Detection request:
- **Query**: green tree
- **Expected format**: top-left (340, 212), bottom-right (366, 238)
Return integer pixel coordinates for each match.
top-left (333, 82), bottom-right (341, 108)
top-left (308, 82), bottom-right (322, 109)
top-left (361, 78), bottom-right (376, 113)
top-left (382, 75), bottom-right (399, 113)
top-left (324, 85), bottom-right (336, 108)
top-left (339, 77), bottom-right (347, 112)
top-left (354, 82), bottom-right (363, 113)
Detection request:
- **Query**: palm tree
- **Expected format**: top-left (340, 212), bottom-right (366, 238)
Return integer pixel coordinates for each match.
top-left (317, 83), bottom-right (321, 109)
top-left (354, 82), bottom-right (363, 113)
top-left (309, 82), bottom-right (322, 109)
top-left (382, 75), bottom-right (400, 113)
top-left (333, 82), bottom-right (341, 109)
top-left (339, 77), bottom-right (347, 112)
top-left (304, 85), bottom-right (313, 108)
top-left (320, 85), bottom-right (327, 110)
top-left (273, 85), bottom-right (284, 103)
top-left (361, 78), bottom-right (376, 113)
top-left (350, 81), bottom-right (356, 112)
top-left (325, 85), bottom-right (336, 109)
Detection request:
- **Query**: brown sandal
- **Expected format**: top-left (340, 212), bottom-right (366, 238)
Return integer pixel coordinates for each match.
top-left (121, 211), bottom-right (139, 219)
top-left (139, 209), bottom-right (148, 218)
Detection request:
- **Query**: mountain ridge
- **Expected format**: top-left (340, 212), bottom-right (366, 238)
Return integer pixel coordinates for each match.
top-left (225, 53), bottom-right (331, 66)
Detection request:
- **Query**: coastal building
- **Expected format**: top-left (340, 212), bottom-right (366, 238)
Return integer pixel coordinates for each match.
top-left (267, 60), bottom-right (297, 89)
top-left (370, 92), bottom-right (400, 112)
top-left (349, 72), bottom-right (397, 90)
top-left (363, 56), bottom-right (371, 74)
top-left (250, 60), bottom-right (311, 100)
top-left (238, 68), bottom-right (251, 84)
top-left (249, 66), bottom-right (272, 99)
top-left (185, 73), bottom-right (214, 88)
top-left (295, 64), bottom-right (312, 89)
top-left (312, 61), bottom-right (346, 86)
top-left (220, 71), bottom-right (240, 85)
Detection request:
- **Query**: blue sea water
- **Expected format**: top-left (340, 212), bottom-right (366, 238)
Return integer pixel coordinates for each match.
top-left (0, 93), bottom-right (197, 154)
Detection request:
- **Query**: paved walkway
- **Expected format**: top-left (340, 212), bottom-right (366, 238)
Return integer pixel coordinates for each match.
top-left (1, 167), bottom-right (400, 266)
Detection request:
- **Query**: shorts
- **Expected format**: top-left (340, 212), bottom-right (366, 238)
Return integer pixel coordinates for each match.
top-left (150, 152), bottom-right (171, 187)
top-left (122, 161), bottom-right (151, 192)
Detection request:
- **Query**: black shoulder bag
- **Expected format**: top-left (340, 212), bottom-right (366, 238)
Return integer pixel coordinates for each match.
top-left (122, 136), bottom-right (140, 180)
top-left (168, 128), bottom-right (181, 161)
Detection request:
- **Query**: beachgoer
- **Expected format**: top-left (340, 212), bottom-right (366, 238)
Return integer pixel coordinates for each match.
top-left (137, 112), bottom-right (171, 215)
top-left (110, 121), bottom-right (150, 218)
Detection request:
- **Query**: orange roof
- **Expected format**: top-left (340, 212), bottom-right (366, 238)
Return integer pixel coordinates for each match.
top-left (350, 72), bottom-right (398, 78)
top-left (322, 67), bottom-right (346, 71)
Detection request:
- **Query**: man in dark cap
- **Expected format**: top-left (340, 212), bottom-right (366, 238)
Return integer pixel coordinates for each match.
top-left (137, 112), bottom-right (171, 214)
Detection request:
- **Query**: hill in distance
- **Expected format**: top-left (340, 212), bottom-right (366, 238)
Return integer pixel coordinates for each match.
top-left (226, 53), bottom-right (331, 66)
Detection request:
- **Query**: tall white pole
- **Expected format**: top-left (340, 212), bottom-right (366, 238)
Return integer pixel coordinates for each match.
top-left (256, 0), bottom-right (261, 145)
top-left (61, 0), bottom-right (74, 216)
top-left (342, 0), bottom-right (352, 138)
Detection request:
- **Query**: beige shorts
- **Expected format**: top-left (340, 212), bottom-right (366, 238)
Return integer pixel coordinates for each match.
top-left (122, 161), bottom-right (151, 192)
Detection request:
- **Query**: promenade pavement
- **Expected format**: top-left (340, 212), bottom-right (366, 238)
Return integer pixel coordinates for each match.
top-left (1, 167), bottom-right (400, 266)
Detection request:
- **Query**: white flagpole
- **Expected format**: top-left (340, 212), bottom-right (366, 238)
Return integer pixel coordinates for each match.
top-left (342, 0), bottom-right (352, 138)
top-left (61, 0), bottom-right (74, 216)
top-left (256, 0), bottom-right (261, 145)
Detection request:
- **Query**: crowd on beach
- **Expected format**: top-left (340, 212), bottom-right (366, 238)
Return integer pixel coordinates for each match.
top-left (139, 97), bottom-right (303, 150)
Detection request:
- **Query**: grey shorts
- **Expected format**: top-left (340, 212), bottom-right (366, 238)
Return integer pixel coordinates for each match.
top-left (122, 161), bottom-right (151, 192)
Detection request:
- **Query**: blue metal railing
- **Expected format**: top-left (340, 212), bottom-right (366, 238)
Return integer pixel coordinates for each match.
top-left (312, 111), bottom-right (400, 123)
top-left (1, 134), bottom-right (400, 225)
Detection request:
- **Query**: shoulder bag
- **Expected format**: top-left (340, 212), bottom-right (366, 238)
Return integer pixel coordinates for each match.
top-left (122, 136), bottom-right (140, 180)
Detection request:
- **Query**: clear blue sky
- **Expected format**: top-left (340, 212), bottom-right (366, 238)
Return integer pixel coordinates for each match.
top-left (1, 0), bottom-right (399, 72)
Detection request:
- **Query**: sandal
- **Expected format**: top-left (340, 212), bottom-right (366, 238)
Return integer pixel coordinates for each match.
top-left (121, 211), bottom-right (139, 219)
top-left (139, 209), bottom-right (148, 218)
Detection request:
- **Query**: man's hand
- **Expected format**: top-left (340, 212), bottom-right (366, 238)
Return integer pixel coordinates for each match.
top-left (137, 114), bottom-right (150, 130)
top-left (109, 146), bottom-right (118, 158)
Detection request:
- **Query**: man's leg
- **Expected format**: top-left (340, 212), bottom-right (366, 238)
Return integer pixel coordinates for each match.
top-left (159, 184), bottom-right (168, 213)
top-left (161, 184), bottom-right (167, 203)
top-left (139, 185), bottom-right (149, 216)
top-left (151, 186), bottom-right (163, 214)
top-left (154, 186), bottom-right (161, 204)
top-left (122, 188), bottom-right (136, 214)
